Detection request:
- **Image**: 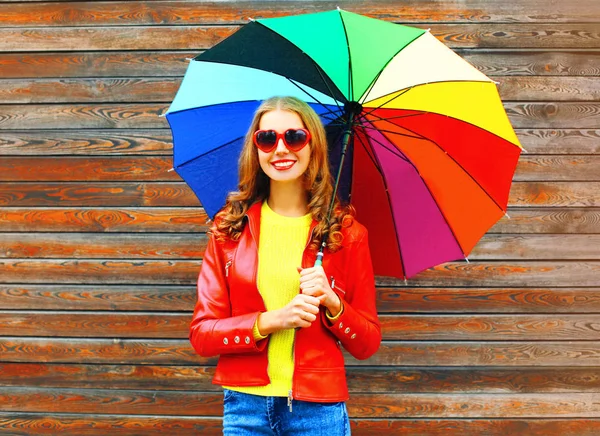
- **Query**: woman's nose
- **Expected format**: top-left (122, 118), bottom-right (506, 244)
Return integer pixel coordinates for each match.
top-left (275, 138), bottom-right (288, 154)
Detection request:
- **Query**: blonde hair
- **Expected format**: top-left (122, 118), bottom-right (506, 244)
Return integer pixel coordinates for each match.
top-left (211, 96), bottom-right (353, 252)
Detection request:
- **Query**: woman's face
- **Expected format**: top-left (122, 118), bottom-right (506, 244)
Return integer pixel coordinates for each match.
top-left (256, 109), bottom-right (312, 185)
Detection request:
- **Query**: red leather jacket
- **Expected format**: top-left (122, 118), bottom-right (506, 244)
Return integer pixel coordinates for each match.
top-left (190, 201), bottom-right (381, 402)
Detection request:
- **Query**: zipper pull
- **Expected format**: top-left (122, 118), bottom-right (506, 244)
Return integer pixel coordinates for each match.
top-left (330, 276), bottom-right (335, 290)
top-left (288, 390), bottom-right (293, 412)
top-left (225, 260), bottom-right (232, 277)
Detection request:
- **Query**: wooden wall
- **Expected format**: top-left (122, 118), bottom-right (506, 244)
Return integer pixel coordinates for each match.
top-left (1, 1), bottom-right (599, 434)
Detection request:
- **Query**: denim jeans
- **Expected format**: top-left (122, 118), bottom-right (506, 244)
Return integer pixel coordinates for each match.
top-left (222, 389), bottom-right (351, 435)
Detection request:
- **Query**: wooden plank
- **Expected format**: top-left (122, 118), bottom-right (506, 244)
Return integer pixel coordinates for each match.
top-left (0, 208), bottom-right (210, 232)
top-left (1, 155), bottom-right (599, 182)
top-left (0, 259), bottom-right (202, 285)
top-left (2, 338), bottom-right (600, 366)
top-left (1, 51), bottom-right (597, 79)
top-left (2, 285), bottom-right (600, 314)
top-left (0, 78), bottom-right (181, 104)
top-left (0, 157), bottom-right (178, 181)
top-left (0, 77), bottom-right (597, 103)
top-left (0, 103), bottom-right (597, 130)
top-left (1, 260), bottom-right (599, 286)
top-left (0, 130), bottom-right (173, 155)
top-left (0, 52), bottom-right (192, 78)
top-left (0, 414), bottom-right (221, 436)
top-left (0, 24), bottom-right (599, 52)
top-left (1, 182), bottom-right (598, 207)
top-left (0, 415), bottom-right (599, 436)
top-left (1, 312), bottom-right (599, 341)
top-left (1, 388), bottom-right (599, 417)
top-left (0, 208), bottom-right (598, 234)
top-left (459, 50), bottom-right (600, 77)
top-left (489, 208), bottom-right (600, 233)
top-left (0, 26), bottom-right (238, 52)
top-left (378, 287), bottom-right (600, 313)
top-left (1, 129), bottom-right (597, 156)
top-left (351, 419), bottom-right (600, 436)
top-left (0, 1), bottom-right (598, 26)
top-left (498, 77), bottom-right (600, 101)
top-left (0, 285), bottom-right (195, 311)
top-left (2, 363), bottom-right (598, 393)
top-left (518, 129), bottom-right (600, 154)
top-left (1, 234), bottom-right (599, 261)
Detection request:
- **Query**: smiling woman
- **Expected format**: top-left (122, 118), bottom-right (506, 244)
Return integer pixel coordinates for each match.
top-left (189, 96), bottom-right (382, 435)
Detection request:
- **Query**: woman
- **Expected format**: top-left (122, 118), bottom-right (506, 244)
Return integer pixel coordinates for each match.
top-left (190, 96), bottom-right (381, 435)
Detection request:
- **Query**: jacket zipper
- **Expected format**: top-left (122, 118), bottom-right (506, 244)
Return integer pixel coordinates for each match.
top-left (225, 260), bottom-right (232, 277)
top-left (289, 225), bottom-right (317, 412)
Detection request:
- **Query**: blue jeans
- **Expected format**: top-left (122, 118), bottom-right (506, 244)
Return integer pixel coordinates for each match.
top-left (222, 389), bottom-right (351, 435)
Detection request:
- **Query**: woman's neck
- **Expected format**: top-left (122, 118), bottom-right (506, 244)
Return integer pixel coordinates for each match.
top-left (267, 180), bottom-right (309, 217)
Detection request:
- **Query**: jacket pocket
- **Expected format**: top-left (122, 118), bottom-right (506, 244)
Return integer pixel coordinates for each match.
top-left (330, 276), bottom-right (346, 296)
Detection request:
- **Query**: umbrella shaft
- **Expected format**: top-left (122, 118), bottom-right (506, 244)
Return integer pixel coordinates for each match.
top-left (315, 110), bottom-right (356, 267)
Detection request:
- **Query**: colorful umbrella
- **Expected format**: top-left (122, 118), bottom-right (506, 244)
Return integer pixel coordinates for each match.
top-left (166, 9), bottom-right (523, 280)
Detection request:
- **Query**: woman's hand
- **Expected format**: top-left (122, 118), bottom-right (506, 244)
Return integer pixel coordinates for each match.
top-left (298, 266), bottom-right (342, 317)
top-left (258, 294), bottom-right (320, 334)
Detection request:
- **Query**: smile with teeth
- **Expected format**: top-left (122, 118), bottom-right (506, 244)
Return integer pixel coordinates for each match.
top-left (271, 160), bottom-right (296, 170)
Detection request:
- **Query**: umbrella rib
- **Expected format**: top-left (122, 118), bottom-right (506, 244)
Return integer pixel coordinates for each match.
top-left (311, 60), bottom-right (345, 114)
top-left (353, 125), bottom-right (408, 281)
top-left (284, 78), bottom-right (342, 122)
top-left (373, 115), bottom-right (509, 216)
top-left (338, 9), bottom-right (353, 101)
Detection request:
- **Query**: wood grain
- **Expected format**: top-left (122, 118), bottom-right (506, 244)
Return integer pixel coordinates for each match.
top-left (1, 1), bottom-right (598, 26)
top-left (0, 208), bottom-right (210, 232)
top-left (377, 287), bottom-right (600, 313)
top-left (1, 51), bottom-right (598, 78)
top-left (0, 413), bottom-right (221, 436)
top-left (0, 285), bottom-right (195, 311)
top-left (0, 130), bottom-right (173, 155)
top-left (0, 24), bottom-right (598, 52)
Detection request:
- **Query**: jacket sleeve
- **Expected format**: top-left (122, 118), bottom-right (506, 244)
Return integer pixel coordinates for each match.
top-left (323, 229), bottom-right (381, 360)
top-left (189, 233), bottom-right (269, 358)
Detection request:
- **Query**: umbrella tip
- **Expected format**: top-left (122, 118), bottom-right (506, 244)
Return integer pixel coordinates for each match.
top-left (521, 147), bottom-right (528, 153)
top-left (159, 112), bottom-right (166, 117)
top-left (426, 28), bottom-right (431, 32)
top-left (248, 16), bottom-right (255, 22)
top-left (403, 277), bottom-right (408, 285)
top-left (336, 6), bottom-right (341, 11)
top-left (167, 168), bottom-right (175, 173)
top-left (505, 212), bottom-right (511, 219)
top-left (185, 58), bottom-right (193, 62)
top-left (465, 257), bottom-right (470, 263)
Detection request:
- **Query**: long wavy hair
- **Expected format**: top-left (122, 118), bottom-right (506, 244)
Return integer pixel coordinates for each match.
top-left (211, 96), bottom-right (354, 252)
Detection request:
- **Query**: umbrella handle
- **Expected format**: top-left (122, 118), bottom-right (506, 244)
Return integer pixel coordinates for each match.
top-left (314, 251), bottom-right (324, 267)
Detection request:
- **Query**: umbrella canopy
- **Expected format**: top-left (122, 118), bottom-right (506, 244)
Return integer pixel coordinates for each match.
top-left (166, 9), bottom-right (522, 280)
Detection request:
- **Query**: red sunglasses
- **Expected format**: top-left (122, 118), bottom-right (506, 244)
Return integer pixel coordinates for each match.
top-left (253, 128), bottom-right (311, 153)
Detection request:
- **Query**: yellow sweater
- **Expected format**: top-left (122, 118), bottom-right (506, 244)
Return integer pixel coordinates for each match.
top-left (225, 201), bottom-right (312, 397)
